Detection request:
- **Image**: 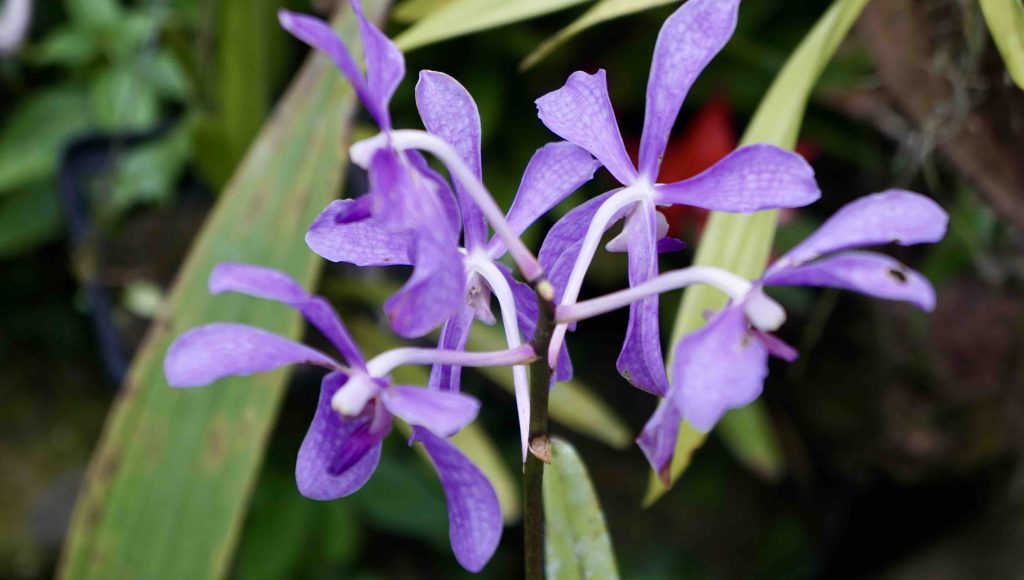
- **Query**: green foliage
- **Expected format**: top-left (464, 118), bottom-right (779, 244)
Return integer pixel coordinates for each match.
top-left (647, 0), bottom-right (872, 504)
top-left (544, 438), bottom-right (619, 580)
top-left (520, 0), bottom-right (678, 70)
top-left (56, 3), bottom-right (386, 577)
top-left (393, 0), bottom-right (592, 52)
top-left (980, 0), bottom-right (1024, 90)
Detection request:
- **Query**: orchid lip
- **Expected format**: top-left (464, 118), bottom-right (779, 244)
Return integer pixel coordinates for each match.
top-left (331, 373), bottom-right (382, 416)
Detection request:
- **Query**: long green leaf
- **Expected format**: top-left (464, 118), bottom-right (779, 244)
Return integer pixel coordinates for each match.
top-left (520, 0), bottom-right (678, 70)
top-left (647, 0), bottom-right (871, 503)
top-left (393, 0), bottom-right (592, 52)
top-left (980, 0), bottom-right (1024, 90)
top-left (544, 438), bottom-right (619, 580)
top-left (56, 3), bottom-right (388, 578)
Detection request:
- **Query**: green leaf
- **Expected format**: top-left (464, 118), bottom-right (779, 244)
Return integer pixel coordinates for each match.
top-left (520, 0), bottom-right (678, 70)
top-left (647, 0), bottom-right (871, 504)
top-left (32, 26), bottom-right (99, 67)
top-left (56, 3), bottom-right (388, 578)
top-left (194, 0), bottom-right (293, 190)
top-left (105, 123), bottom-right (192, 220)
top-left (64, 0), bottom-right (122, 32)
top-left (0, 87), bottom-right (92, 194)
top-left (544, 438), bottom-right (619, 580)
top-left (0, 184), bottom-right (63, 259)
top-left (393, 0), bottom-right (593, 52)
top-left (980, 0), bottom-right (1024, 90)
top-left (89, 64), bottom-right (161, 131)
top-left (467, 323), bottom-right (632, 450)
top-left (393, 0), bottom-right (457, 23)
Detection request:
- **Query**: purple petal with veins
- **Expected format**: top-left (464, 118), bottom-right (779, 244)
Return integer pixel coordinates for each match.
top-left (535, 70), bottom-right (636, 185)
top-left (381, 386), bottom-right (480, 437)
top-left (638, 0), bottom-right (740, 178)
top-left (296, 373), bottom-right (386, 500)
top-left (165, 323), bottom-right (339, 388)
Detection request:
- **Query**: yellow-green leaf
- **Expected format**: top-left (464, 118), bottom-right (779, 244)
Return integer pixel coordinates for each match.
top-left (56, 3), bottom-right (387, 578)
top-left (980, 0), bottom-right (1024, 90)
top-left (520, 0), bottom-right (678, 70)
top-left (544, 438), bottom-right (619, 580)
top-left (647, 0), bottom-right (871, 504)
top-left (394, 0), bottom-right (592, 52)
top-left (392, 0), bottom-right (456, 23)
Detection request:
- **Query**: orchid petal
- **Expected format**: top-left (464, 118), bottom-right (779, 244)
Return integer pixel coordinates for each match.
top-left (770, 190), bottom-right (949, 273)
top-left (305, 199), bottom-right (413, 266)
top-left (493, 142), bottom-right (599, 255)
top-left (277, 10), bottom-right (387, 128)
top-left (165, 323), bottom-right (339, 388)
top-left (209, 263), bottom-right (365, 367)
top-left (296, 373), bottom-right (385, 500)
top-left (417, 429), bottom-right (502, 572)
top-left (616, 204), bottom-right (669, 396)
top-left (754, 331), bottom-right (800, 362)
top-left (535, 70), bottom-right (636, 185)
top-left (638, 0), bottom-right (740, 179)
top-left (637, 399), bottom-right (683, 486)
top-left (428, 305), bottom-right (477, 392)
top-left (351, 0), bottom-right (403, 129)
top-left (369, 148), bottom-right (457, 243)
top-left (384, 234), bottom-right (466, 338)
top-left (405, 149), bottom-right (463, 240)
top-left (654, 144), bottom-right (819, 212)
top-left (671, 306), bottom-right (769, 432)
top-left (763, 251), bottom-right (937, 311)
top-left (415, 70), bottom-right (487, 249)
top-left (382, 386), bottom-right (480, 437)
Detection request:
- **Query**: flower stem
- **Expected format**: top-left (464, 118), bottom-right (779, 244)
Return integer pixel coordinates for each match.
top-left (523, 278), bottom-right (556, 580)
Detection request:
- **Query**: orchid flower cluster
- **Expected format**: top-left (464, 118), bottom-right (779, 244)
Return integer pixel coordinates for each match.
top-left (163, 0), bottom-right (948, 572)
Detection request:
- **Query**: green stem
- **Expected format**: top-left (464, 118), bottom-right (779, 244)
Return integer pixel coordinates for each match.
top-left (524, 279), bottom-right (556, 580)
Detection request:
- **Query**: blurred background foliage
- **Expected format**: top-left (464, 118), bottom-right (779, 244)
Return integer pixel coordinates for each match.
top-left (2, 0), bottom-right (1023, 578)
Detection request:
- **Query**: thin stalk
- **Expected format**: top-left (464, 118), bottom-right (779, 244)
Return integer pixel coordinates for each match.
top-left (523, 278), bottom-right (556, 580)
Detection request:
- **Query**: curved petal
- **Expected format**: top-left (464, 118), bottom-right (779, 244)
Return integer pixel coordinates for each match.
top-left (352, 0), bottom-right (403, 129)
top-left (499, 264), bottom-right (573, 382)
top-left (209, 263), bottom-right (364, 367)
top-left (637, 399), bottom-right (683, 486)
top-left (164, 323), bottom-right (339, 388)
top-left (654, 144), bottom-right (819, 212)
top-left (492, 141), bottom-right (600, 255)
top-left (405, 150), bottom-right (463, 241)
top-left (616, 204), bottom-right (669, 396)
top-left (638, 0), bottom-right (740, 179)
top-left (428, 305), bottom-right (477, 392)
top-left (369, 148), bottom-right (459, 244)
top-left (417, 429), bottom-right (502, 573)
top-left (306, 199), bottom-right (413, 267)
top-left (382, 386), bottom-right (480, 437)
top-left (535, 70), bottom-right (636, 185)
top-left (769, 190), bottom-right (949, 274)
top-left (296, 373), bottom-right (386, 500)
top-left (763, 251), bottom-right (937, 311)
top-left (415, 70), bottom-right (487, 249)
top-left (671, 306), bottom-right (769, 432)
top-left (384, 234), bottom-right (466, 338)
top-left (277, 10), bottom-right (387, 128)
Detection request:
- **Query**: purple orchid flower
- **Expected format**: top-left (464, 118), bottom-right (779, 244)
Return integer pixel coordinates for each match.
top-left (311, 70), bottom-right (599, 456)
top-left (163, 263), bottom-right (520, 572)
top-left (279, 5), bottom-right (467, 339)
top-left (637, 191), bottom-right (949, 483)
top-left (534, 0), bottom-right (821, 397)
